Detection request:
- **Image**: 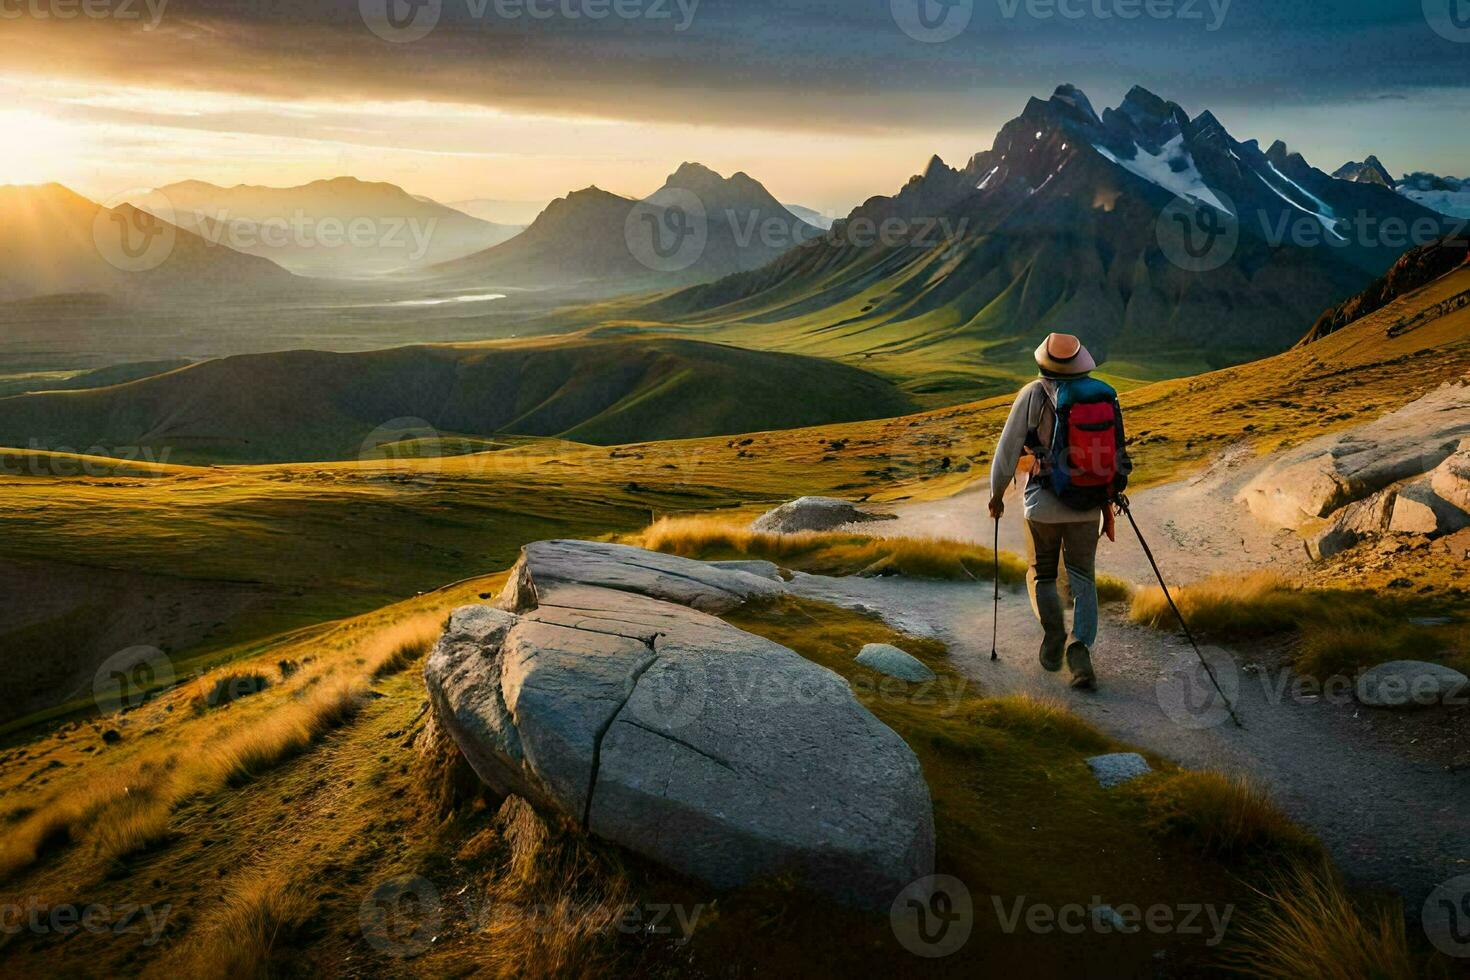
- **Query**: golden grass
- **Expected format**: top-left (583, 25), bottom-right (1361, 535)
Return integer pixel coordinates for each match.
top-left (192, 671), bottom-right (271, 713)
top-left (176, 869), bottom-right (317, 979)
top-left (467, 797), bottom-right (630, 978)
top-left (631, 514), bottom-right (1029, 583)
top-left (1139, 771), bottom-right (1319, 862)
top-left (205, 678), bottom-right (366, 787)
top-left (1128, 572), bottom-right (1456, 678)
top-left (362, 616), bottom-right (441, 678)
top-left (0, 614), bottom-right (428, 883)
top-left (969, 693), bottom-right (1114, 754)
top-left (1229, 863), bottom-right (1417, 980)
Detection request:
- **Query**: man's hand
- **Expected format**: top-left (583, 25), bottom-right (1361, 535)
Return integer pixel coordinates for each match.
top-left (988, 496), bottom-right (1005, 520)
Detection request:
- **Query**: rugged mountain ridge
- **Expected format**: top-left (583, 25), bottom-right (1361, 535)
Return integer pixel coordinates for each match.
top-left (431, 164), bottom-right (819, 295)
top-left (649, 85), bottom-right (1451, 389)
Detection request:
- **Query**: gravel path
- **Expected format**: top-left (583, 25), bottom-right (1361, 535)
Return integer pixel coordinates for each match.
top-left (790, 463), bottom-right (1469, 913)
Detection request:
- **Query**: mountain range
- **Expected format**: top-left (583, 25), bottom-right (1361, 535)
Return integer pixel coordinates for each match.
top-left (430, 163), bottom-right (821, 295)
top-left (0, 183), bottom-right (295, 304)
top-left (140, 178), bottom-right (521, 278)
top-left (646, 84), bottom-right (1453, 396)
top-left (1333, 159), bottom-right (1470, 219)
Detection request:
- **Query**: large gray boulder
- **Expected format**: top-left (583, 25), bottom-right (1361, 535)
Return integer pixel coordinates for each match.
top-left (1356, 660), bottom-right (1469, 708)
top-left (498, 539), bottom-right (783, 615)
top-left (751, 496), bottom-right (895, 534)
top-left (1238, 382), bottom-right (1470, 529)
top-left (1430, 440), bottom-right (1470, 513)
top-left (1387, 479), bottom-right (1469, 536)
top-left (426, 541), bottom-right (935, 908)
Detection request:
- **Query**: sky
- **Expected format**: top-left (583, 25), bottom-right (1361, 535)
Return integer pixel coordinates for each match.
top-left (2, 0), bottom-right (1468, 215)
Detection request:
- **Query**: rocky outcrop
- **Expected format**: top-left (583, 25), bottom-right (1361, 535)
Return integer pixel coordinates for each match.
top-left (1430, 441), bottom-right (1470, 513)
top-left (855, 643), bottom-right (936, 683)
top-left (1239, 382), bottom-right (1470, 529)
top-left (1356, 661), bottom-right (1469, 708)
top-left (751, 496), bottom-right (896, 534)
top-left (426, 540), bottom-right (935, 908)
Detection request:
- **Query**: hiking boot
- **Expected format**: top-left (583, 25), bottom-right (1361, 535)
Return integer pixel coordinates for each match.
top-left (1039, 633), bottom-right (1066, 673)
top-left (1067, 642), bottom-right (1096, 690)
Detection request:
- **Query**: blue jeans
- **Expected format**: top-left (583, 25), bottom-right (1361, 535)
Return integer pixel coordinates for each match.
top-left (1024, 519), bottom-right (1099, 649)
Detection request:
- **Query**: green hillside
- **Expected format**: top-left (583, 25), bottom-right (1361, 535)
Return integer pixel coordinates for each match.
top-left (0, 334), bottom-right (916, 464)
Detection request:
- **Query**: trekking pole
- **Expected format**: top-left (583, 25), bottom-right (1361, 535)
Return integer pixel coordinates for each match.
top-left (990, 516), bottom-right (1000, 662)
top-left (1114, 494), bottom-right (1242, 729)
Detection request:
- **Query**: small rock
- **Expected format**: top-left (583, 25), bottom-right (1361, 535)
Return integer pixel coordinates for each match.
top-left (855, 644), bottom-right (937, 683)
top-left (1085, 753), bottom-right (1152, 788)
top-left (1388, 480), bottom-right (1469, 537)
top-left (751, 496), bottom-right (896, 534)
top-left (101, 730), bottom-right (122, 745)
top-left (1356, 661), bottom-right (1469, 708)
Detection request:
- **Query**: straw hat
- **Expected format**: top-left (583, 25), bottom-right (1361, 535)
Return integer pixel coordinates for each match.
top-left (1034, 333), bottom-right (1097, 376)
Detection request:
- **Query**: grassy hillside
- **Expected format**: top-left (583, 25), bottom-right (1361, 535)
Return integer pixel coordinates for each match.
top-left (2, 263), bottom-right (1466, 731)
top-left (0, 334), bottom-right (916, 464)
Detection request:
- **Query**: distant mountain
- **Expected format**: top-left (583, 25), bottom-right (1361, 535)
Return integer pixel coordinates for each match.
top-left (431, 164), bottom-right (821, 295)
top-left (1300, 232), bottom-right (1470, 345)
top-left (1332, 156), bottom-right (1394, 187)
top-left (0, 183), bottom-right (295, 304)
top-left (784, 204), bottom-right (837, 230)
top-left (0, 334), bottom-right (915, 463)
top-left (145, 178), bottom-right (521, 278)
top-left (649, 85), bottom-right (1453, 397)
top-left (1396, 172), bottom-right (1470, 219)
top-left (447, 198), bottom-right (548, 227)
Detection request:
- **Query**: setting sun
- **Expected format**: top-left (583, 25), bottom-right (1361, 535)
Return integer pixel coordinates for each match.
top-left (0, 108), bottom-right (79, 185)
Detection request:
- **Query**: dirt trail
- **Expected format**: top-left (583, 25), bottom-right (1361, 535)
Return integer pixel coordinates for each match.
top-left (794, 464), bottom-right (1469, 912)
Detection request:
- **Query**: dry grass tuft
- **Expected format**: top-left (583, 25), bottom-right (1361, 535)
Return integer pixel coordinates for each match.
top-left (1229, 862), bottom-right (1417, 980)
top-left (178, 869), bottom-right (317, 979)
top-left (468, 796), bottom-right (631, 978)
top-left (632, 515), bottom-right (1029, 584)
top-left (1128, 572), bottom-right (1452, 678)
top-left (192, 671), bottom-right (271, 713)
top-left (971, 694), bottom-right (1114, 754)
top-left (204, 678), bottom-right (366, 788)
top-left (363, 615), bottom-right (442, 678)
top-left (1141, 771), bottom-right (1319, 862)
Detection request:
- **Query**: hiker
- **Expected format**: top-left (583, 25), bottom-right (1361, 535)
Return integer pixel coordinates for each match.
top-left (987, 333), bottom-right (1132, 690)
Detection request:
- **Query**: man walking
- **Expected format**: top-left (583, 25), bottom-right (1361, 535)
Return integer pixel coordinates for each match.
top-left (988, 333), bottom-right (1131, 690)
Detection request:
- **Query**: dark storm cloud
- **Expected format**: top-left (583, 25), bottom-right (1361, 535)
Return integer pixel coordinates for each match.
top-left (2, 0), bottom-right (1466, 133)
